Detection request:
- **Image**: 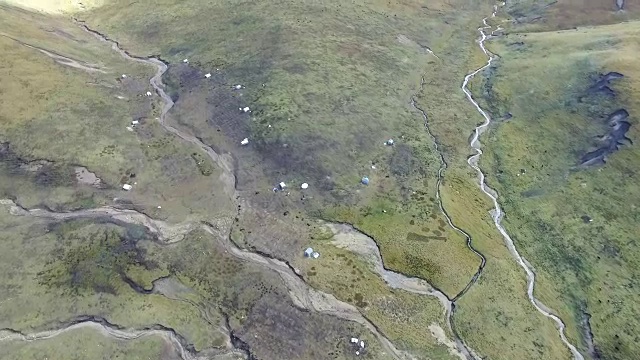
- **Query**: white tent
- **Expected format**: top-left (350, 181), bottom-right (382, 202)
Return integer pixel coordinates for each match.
top-left (304, 247), bottom-right (313, 257)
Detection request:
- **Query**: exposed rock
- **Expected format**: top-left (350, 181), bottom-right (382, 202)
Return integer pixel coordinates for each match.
top-left (586, 72), bottom-right (624, 97)
top-left (579, 71), bottom-right (632, 166)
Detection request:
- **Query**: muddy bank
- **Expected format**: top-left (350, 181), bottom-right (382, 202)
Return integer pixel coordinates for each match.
top-left (586, 72), bottom-right (623, 97)
top-left (580, 109), bottom-right (632, 166)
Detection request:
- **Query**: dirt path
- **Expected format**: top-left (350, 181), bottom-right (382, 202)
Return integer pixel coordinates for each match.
top-left (461, 5), bottom-right (584, 360)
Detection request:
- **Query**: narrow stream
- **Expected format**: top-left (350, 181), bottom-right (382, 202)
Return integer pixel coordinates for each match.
top-left (411, 79), bottom-right (486, 303)
top-left (460, 6), bottom-right (584, 360)
top-left (409, 79), bottom-right (484, 360)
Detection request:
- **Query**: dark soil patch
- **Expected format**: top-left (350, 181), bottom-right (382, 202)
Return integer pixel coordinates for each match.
top-left (236, 294), bottom-right (357, 360)
top-left (389, 143), bottom-right (416, 177)
top-left (406, 232), bottom-right (429, 242)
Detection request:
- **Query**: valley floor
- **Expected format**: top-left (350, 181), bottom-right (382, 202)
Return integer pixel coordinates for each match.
top-left (0, 0), bottom-right (637, 359)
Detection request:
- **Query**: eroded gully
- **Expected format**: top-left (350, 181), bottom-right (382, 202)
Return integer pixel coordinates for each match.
top-left (461, 6), bottom-right (584, 360)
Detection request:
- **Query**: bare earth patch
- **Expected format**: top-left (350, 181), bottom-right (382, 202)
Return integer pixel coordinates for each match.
top-left (74, 166), bottom-right (102, 187)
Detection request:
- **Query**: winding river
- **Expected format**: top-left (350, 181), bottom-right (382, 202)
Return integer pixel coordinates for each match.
top-left (460, 6), bottom-right (584, 360)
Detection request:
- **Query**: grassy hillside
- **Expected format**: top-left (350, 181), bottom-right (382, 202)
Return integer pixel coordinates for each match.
top-left (74, 0), bottom-right (580, 359)
top-left (1, 0), bottom-right (620, 358)
top-left (475, 11), bottom-right (640, 360)
top-left (0, 4), bottom-right (398, 359)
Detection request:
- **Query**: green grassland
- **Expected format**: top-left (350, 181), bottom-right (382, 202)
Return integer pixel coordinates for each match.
top-left (474, 14), bottom-right (640, 360)
top-left (74, 0), bottom-right (583, 358)
top-left (2, 0), bottom-right (630, 359)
